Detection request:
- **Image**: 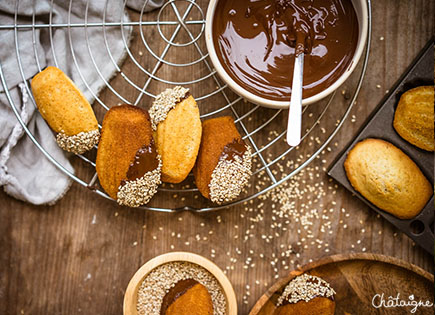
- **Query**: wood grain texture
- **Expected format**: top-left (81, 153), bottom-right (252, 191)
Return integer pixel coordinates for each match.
top-left (0, 1), bottom-right (434, 314)
top-left (249, 253), bottom-right (434, 315)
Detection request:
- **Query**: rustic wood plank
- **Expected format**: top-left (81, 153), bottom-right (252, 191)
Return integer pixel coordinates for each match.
top-left (0, 1), bottom-right (434, 314)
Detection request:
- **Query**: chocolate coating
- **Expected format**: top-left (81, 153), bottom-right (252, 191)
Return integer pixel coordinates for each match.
top-left (160, 279), bottom-right (199, 314)
top-left (213, 0), bottom-right (359, 101)
top-left (125, 140), bottom-right (159, 182)
top-left (221, 139), bottom-right (247, 162)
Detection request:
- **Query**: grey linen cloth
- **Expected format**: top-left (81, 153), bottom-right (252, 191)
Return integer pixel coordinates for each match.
top-left (0, 0), bottom-right (163, 205)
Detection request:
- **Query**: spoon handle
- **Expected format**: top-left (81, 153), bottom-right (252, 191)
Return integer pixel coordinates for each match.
top-left (286, 53), bottom-right (304, 146)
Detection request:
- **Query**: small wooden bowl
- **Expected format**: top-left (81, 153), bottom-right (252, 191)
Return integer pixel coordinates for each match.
top-left (124, 252), bottom-right (237, 315)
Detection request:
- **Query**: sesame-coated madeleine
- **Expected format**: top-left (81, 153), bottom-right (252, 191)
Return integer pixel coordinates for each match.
top-left (161, 279), bottom-right (213, 315)
top-left (275, 274), bottom-right (336, 315)
top-left (96, 105), bottom-right (161, 207)
top-left (31, 66), bottom-right (99, 154)
top-left (149, 86), bottom-right (202, 184)
top-left (194, 116), bottom-right (252, 204)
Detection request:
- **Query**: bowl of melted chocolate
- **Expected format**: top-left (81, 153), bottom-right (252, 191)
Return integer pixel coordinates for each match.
top-left (205, 0), bottom-right (368, 108)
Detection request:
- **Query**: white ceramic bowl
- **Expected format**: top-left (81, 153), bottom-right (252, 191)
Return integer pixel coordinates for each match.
top-left (205, 0), bottom-right (368, 109)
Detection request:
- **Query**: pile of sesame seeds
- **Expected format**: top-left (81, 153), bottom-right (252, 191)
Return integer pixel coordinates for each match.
top-left (149, 86), bottom-right (190, 130)
top-left (209, 146), bottom-right (252, 205)
top-left (56, 129), bottom-right (100, 154)
top-left (276, 273), bottom-right (335, 306)
top-left (136, 261), bottom-right (227, 315)
top-left (117, 156), bottom-right (162, 207)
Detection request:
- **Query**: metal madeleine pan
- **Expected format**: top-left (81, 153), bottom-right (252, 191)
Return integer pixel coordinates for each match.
top-left (328, 38), bottom-right (434, 255)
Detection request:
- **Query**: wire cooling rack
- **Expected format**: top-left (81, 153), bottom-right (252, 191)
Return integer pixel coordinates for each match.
top-left (0, 0), bottom-right (372, 212)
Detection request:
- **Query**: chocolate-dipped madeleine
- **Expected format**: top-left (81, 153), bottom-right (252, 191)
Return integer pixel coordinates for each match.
top-left (275, 274), bottom-right (336, 315)
top-left (194, 116), bottom-right (252, 204)
top-left (149, 86), bottom-right (202, 184)
top-left (31, 66), bottom-right (99, 154)
top-left (96, 105), bottom-right (161, 207)
top-left (161, 279), bottom-right (213, 315)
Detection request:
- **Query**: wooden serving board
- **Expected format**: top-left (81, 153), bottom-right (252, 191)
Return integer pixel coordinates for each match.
top-left (249, 253), bottom-right (434, 315)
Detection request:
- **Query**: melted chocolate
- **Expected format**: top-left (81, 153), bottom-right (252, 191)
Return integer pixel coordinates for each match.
top-left (221, 139), bottom-right (247, 162)
top-left (125, 140), bottom-right (159, 182)
top-left (160, 279), bottom-right (199, 314)
top-left (213, 0), bottom-right (359, 101)
top-left (179, 91), bottom-right (191, 103)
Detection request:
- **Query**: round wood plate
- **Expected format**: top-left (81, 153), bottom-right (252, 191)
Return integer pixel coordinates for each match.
top-left (249, 253), bottom-right (434, 315)
top-left (123, 252), bottom-right (237, 315)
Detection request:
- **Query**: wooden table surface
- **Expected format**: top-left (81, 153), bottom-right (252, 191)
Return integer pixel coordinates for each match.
top-left (1, 1), bottom-right (434, 314)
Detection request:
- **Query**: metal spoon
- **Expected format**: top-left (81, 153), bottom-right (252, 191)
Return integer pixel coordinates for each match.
top-left (286, 46), bottom-right (304, 146)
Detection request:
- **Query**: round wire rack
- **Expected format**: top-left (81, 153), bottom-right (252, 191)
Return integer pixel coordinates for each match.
top-left (0, 0), bottom-right (372, 212)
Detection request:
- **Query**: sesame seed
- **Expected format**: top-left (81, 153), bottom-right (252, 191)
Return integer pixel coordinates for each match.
top-left (277, 274), bottom-right (335, 306)
top-left (117, 156), bottom-right (162, 207)
top-left (149, 86), bottom-right (190, 130)
top-left (136, 262), bottom-right (226, 315)
top-left (56, 129), bottom-right (100, 154)
top-left (209, 146), bottom-right (252, 204)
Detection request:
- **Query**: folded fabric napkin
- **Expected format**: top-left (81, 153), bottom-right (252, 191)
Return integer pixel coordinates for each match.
top-left (0, 0), bottom-right (163, 205)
